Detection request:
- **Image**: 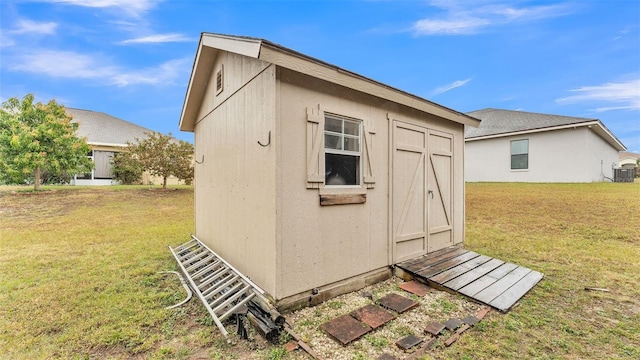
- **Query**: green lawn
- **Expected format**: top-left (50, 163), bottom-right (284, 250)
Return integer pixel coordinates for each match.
top-left (1, 182), bottom-right (638, 359)
top-left (453, 182), bottom-right (640, 360)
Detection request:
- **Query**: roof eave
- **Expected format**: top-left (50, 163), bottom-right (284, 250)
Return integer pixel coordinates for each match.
top-left (180, 34), bottom-right (263, 132)
top-left (590, 121), bottom-right (626, 151)
top-left (87, 141), bottom-right (128, 148)
top-left (179, 33), bottom-right (481, 131)
top-left (257, 41), bottom-right (480, 127)
top-left (466, 121), bottom-right (627, 151)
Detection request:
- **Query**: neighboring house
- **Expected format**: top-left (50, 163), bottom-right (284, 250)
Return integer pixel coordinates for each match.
top-left (618, 151), bottom-right (640, 169)
top-left (179, 33), bottom-right (480, 310)
top-left (465, 108), bottom-right (626, 183)
top-left (66, 108), bottom-right (183, 186)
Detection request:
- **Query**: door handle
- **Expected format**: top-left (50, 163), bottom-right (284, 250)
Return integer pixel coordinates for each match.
top-left (428, 190), bottom-right (434, 199)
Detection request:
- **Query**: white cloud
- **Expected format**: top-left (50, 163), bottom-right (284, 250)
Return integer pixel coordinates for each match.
top-left (46, 0), bottom-right (160, 16)
top-left (415, 17), bottom-right (490, 35)
top-left (556, 79), bottom-right (640, 112)
top-left (1, 33), bottom-right (16, 47)
top-left (413, 1), bottom-right (574, 36)
top-left (112, 58), bottom-right (191, 86)
top-left (119, 33), bottom-right (192, 44)
top-left (11, 19), bottom-right (58, 34)
top-left (432, 78), bottom-right (472, 95)
top-left (8, 49), bottom-right (190, 87)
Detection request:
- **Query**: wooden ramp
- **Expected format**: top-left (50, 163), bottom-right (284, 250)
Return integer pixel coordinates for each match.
top-left (396, 247), bottom-right (543, 312)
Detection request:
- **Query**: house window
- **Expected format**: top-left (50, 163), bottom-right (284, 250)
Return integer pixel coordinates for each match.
top-left (324, 114), bottom-right (361, 186)
top-left (94, 150), bottom-right (116, 179)
top-left (76, 150), bottom-right (94, 179)
top-left (511, 139), bottom-right (528, 170)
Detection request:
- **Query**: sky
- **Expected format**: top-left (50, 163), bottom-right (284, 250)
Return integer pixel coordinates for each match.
top-left (1, 0), bottom-right (639, 152)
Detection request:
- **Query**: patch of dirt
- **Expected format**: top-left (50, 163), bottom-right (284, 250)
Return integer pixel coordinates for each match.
top-left (170, 277), bottom-right (486, 359)
top-left (0, 188), bottom-right (103, 222)
top-left (285, 277), bottom-right (484, 359)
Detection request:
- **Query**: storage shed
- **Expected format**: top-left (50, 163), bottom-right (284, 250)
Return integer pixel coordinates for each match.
top-left (179, 33), bottom-right (480, 310)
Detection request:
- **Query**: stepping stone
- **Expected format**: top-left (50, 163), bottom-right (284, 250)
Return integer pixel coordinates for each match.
top-left (320, 314), bottom-right (371, 345)
top-left (455, 324), bottom-right (471, 335)
top-left (444, 333), bottom-right (460, 347)
top-left (398, 280), bottom-right (431, 296)
top-left (424, 321), bottom-right (446, 336)
top-left (350, 304), bottom-right (395, 329)
top-left (406, 338), bottom-right (438, 360)
top-left (396, 334), bottom-right (423, 351)
top-left (462, 315), bottom-right (480, 326)
top-left (377, 293), bottom-right (419, 313)
top-left (284, 341), bottom-right (299, 352)
top-left (443, 318), bottom-right (463, 330)
top-left (444, 324), bottom-right (472, 347)
top-left (476, 307), bottom-right (491, 320)
top-left (376, 354), bottom-right (399, 360)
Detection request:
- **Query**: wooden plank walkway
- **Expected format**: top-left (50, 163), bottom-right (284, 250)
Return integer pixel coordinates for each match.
top-left (396, 246), bottom-right (543, 312)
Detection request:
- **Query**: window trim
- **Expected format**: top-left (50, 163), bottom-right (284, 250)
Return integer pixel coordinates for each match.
top-left (306, 105), bottom-right (374, 204)
top-left (323, 113), bottom-right (363, 188)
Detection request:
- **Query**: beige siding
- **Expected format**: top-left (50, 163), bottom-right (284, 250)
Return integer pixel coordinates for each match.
top-left (275, 68), bottom-right (465, 299)
top-left (196, 51), bottom-right (272, 122)
top-left (389, 115), bottom-right (464, 253)
top-left (193, 56), bottom-right (278, 297)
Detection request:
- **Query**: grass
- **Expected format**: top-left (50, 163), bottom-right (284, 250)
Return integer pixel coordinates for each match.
top-left (1, 182), bottom-right (638, 359)
top-left (0, 185), bottom-right (206, 359)
top-left (442, 182), bottom-right (640, 360)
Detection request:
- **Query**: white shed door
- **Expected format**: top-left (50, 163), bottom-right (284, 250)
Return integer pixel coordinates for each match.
top-left (392, 122), bottom-right (453, 263)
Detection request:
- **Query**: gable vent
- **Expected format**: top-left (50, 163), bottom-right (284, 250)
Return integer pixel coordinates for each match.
top-left (215, 65), bottom-right (224, 95)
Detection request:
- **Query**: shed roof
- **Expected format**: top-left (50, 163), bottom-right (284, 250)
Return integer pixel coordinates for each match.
top-left (465, 108), bottom-right (626, 151)
top-left (66, 108), bottom-right (154, 147)
top-left (179, 33), bottom-right (481, 132)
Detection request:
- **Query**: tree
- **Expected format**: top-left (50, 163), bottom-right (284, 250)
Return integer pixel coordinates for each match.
top-left (132, 132), bottom-right (194, 189)
top-left (0, 94), bottom-right (93, 190)
top-left (111, 150), bottom-right (144, 185)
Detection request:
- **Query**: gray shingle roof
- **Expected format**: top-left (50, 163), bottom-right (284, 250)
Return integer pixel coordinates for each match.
top-left (66, 108), bottom-right (155, 146)
top-left (465, 108), bottom-right (597, 139)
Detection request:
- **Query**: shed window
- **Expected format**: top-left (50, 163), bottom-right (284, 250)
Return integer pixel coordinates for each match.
top-left (511, 139), bottom-right (528, 170)
top-left (324, 115), bottom-right (361, 186)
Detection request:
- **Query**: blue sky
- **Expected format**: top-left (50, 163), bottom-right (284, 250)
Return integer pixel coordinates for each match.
top-left (1, 1), bottom-right (639, 152)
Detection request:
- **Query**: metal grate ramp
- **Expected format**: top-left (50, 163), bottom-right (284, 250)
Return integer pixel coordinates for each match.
top-left (169, 235), bottom-right (270, 339)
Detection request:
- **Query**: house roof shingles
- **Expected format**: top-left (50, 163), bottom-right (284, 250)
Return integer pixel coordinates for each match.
top-left (465, 108), bottom-right (597, 138)
top-left (66, 108), bottom-right (154, 146)
top-left (465, 108), bottom-right (626, 151)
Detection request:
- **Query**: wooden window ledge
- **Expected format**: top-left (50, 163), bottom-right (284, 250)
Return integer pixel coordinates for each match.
top-left (320, 193), bottom-right (366, 206)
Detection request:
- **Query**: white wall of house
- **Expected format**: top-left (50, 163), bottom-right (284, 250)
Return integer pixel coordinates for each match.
top-left (465, 127), bottom-right (618, 182)
top-left (586, 128), bottom-right (618, 181)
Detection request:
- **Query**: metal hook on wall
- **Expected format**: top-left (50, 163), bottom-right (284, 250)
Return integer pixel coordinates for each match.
top-left (194, 155), bottom-right (204, 164)
top-left (258, 131), bottom-right (271, 147)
